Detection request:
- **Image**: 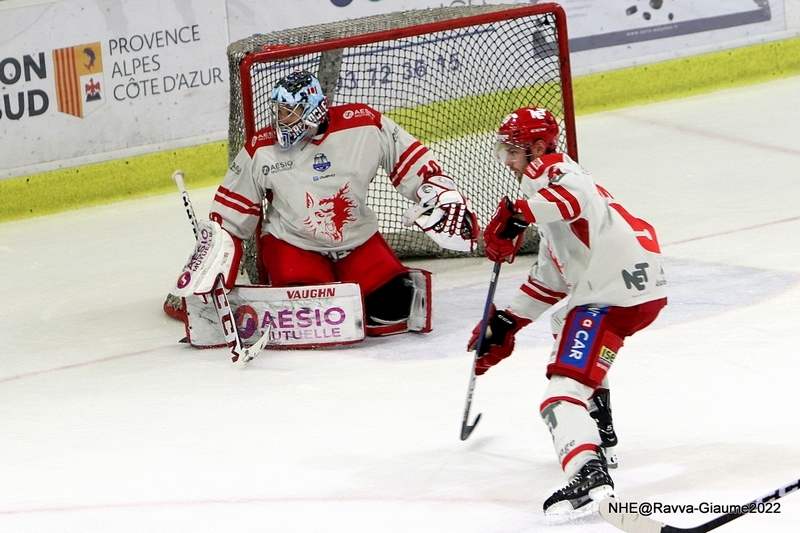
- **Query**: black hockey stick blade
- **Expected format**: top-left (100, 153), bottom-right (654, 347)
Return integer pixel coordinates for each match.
top-left (459, 262), bottom-right (502, 441)
top-left (460, 412), bottom-right (482, 441)
top-left (600, 476), bottom-right (800, 533)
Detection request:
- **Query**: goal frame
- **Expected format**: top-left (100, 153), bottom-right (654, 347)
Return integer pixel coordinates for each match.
top-left (228, 3), bottom-right (578, 282)
top-left (237, 3), bottom-right (577, 161)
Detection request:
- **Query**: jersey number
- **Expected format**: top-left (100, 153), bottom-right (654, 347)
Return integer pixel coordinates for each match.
top-left (417, 161), bottom-right (443, 179)
top-left (609, 203), bottom-right (661, 253)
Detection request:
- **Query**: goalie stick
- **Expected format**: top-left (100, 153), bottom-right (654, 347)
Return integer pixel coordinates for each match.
top-left (460, 261), bottom-right (502, 441)
top-left (172, 170), bottom-right (270, 366)
top-left (599, 477), bottom-right (800, 533)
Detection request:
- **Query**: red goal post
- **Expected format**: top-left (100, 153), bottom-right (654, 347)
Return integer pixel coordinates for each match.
top-left (226, 3), bottom-right (575, 273)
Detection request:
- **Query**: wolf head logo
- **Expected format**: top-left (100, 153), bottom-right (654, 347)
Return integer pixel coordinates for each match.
top-left (303, 182), bottom-right (357, 242)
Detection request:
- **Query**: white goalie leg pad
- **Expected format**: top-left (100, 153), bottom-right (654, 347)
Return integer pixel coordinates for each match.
top-left (540, 375), bottom-right (603, 478)
top-left (174, 220), bottom-right (241, 296)
top-left (183, 283), bottom-right (365, 349)
top-left (364, 268), bottom-right (432, 337)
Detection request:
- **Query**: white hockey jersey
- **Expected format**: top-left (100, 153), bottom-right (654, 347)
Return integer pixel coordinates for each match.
top-left (508, 153), bottom-right (667, 322)
top-left (209, 103), bottom-right (442, 253)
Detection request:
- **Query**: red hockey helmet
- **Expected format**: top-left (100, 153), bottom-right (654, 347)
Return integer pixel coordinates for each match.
top-left (495, 107), bottom-right (559, 154)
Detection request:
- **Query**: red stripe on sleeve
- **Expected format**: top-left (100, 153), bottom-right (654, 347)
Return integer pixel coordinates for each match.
top-left (213, 189), bottom-right (261, 216)
top-left (218, 186), bottom-right (260, 209)
top-left (595, 184), bottom-right (614, 198)
top-left (539, 185), bottom-right (581, 220)
top-left (513, 199), bottom-right (536, 223)
top-left (389, 143), bottom-right (429, 186)
top-left (528, 278), bottom-right (567, 299)
top-left (388, 142), bottom-right (421, 183)
top-left (521, 282), bottom-right (564, 305)
top-left (213, 195), bottom-right (260, 216)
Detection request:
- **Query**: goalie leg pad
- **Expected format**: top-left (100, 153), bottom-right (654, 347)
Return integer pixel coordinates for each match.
top-left (364, 268), bottom-right (432, 337)
top-left (365, 274), bottom-right (414, 325)
top-left (184, 283), bottom-right (366, 349)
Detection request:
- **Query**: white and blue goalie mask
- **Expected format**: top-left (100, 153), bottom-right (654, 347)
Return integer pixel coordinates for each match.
top-left (269, 71), bottom-right (329, 148)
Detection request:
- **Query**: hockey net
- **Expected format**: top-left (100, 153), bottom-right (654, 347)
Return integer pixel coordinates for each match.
top-left (226, 3), bottom-right (576, 281)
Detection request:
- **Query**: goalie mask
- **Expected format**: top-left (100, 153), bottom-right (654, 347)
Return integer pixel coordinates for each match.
top-left (269, 71), bottom-right (329, 148)
top-left (494, 106), bottom-right (559, 161)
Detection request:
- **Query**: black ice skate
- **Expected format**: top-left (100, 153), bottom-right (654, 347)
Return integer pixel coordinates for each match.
top-left (543, 458), bottom-right (616, 523)
top-left (589, 389), bottom-right (618, 469)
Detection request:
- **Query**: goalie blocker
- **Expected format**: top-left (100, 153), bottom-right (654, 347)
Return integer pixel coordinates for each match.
top-left (182, 269), bottom-right (432, 349)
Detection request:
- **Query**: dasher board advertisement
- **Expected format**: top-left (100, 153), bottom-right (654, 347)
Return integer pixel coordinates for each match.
top-left (564, 0), bottom-right (787, 71)
top-left (226, 0), bottom-right (788, 70)
top-left (0, 0), bottom-right (229, 178)
top-left (1, 0), bottom-right (792, 179)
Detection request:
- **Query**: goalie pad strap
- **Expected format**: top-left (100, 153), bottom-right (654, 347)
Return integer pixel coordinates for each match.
top-left (407, 268), bottom-right (432, 333)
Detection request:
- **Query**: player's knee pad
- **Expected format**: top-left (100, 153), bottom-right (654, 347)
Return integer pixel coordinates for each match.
top-left (365, 268), bottom-right (432, 336)
top-left (541, 374), bottom-right (594, 410)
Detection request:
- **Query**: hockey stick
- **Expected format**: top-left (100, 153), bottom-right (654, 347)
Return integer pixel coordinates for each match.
top-left (171, 170), bottom-right (270, 366)
top-left (460, 261), bottom-right (502, 441)
top-left (599, 477), bottom-right (800, 533)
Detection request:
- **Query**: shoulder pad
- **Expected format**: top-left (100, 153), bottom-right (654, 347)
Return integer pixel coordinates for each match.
top-left (524, 153), bottom-right (565, 181)
top-left (329, 103), bottom-right (383, 130)
top-left (246, 127), bottom-right (277, 156)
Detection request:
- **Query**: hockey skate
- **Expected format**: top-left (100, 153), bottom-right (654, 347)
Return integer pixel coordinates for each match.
top-left (589, 389), bottom-right (618, 469)
top-left (543, 457), bottom-right (616, 523)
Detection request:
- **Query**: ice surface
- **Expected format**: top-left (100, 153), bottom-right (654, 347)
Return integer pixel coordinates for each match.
top-left (2, 76), bottom-right (800, 532)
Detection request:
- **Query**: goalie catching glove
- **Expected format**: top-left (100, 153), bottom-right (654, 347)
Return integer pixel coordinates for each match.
top-left (468, 305), bottom-right (532, 375)
top-left (483, 196), bottom-right (530, 264)
top-left (173, 219), bottom-right (242, 296)
top-left (402, 174), bottom-right (479, 252)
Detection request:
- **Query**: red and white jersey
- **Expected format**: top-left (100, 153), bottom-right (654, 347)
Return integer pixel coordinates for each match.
top-left (209, 103), bottom-right (442, 253)
top-left (508, 153), bottom-right (667, 321)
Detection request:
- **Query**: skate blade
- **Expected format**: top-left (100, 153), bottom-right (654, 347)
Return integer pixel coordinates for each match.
top-left (544, 486), bottom-right (616, 525)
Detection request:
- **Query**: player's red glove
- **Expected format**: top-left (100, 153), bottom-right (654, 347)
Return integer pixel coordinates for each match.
top-left (467, 306), bottom-right (532, 375)
top-left (483, 197), bottom-right (529, 263)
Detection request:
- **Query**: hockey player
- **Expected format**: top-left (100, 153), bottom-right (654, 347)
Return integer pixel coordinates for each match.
top-left (468, 107), bottom-right (667, 521)
top-left (169, 70), bottom-right (478, 336)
